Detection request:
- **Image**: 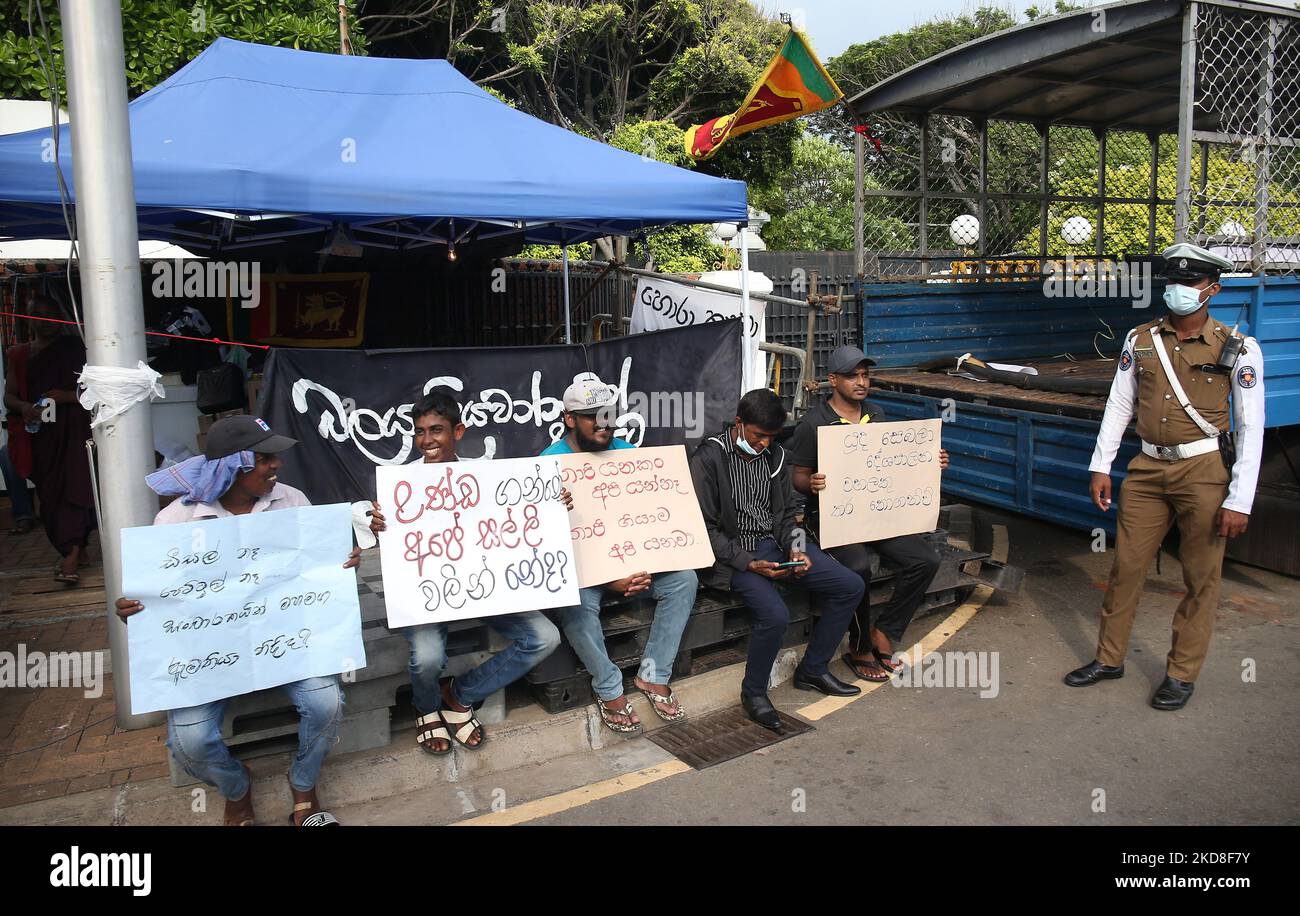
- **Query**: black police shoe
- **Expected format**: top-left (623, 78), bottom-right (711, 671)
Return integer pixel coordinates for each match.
top-left (1150, 676), bottom-right (1195, 710)
top-left (793, 668), bottom-right (862, 697)
top-left (1063, 660), bottom-right (1125, 687)
top-left (741, 693), bottom-right (783, 733)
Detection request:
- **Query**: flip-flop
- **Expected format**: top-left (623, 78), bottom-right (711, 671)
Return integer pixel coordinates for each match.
top-left (639, 687), bottom-right (686, 722)
top-left (53, 571), bottom-right (80, 586)
top-left (873, 647), bottom-right (904, 674)
top-left (596, 696), bottom-right (642, 734)
top-left (288, 801), bottom-right (339, 826)
top-left (842, 652), bottom-right (890, 682)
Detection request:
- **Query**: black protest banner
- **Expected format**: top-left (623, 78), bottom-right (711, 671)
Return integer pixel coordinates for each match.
top-left (257, 320), bottom-right (742, 506)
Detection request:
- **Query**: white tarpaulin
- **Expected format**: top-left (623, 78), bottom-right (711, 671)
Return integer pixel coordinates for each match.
top-left (630, 270), bottom-right (770, 391)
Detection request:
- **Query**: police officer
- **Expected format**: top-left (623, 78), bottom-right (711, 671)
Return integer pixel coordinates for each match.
top-left (1065, 243), bottom-right (1265, 710)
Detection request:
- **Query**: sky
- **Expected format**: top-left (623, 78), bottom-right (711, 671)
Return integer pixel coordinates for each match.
top-left (749, 0), bottom-right (1298, 60)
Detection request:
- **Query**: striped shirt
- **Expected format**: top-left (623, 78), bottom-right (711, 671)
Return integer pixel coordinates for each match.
top-left (723, 429), bottom-right (773, 551)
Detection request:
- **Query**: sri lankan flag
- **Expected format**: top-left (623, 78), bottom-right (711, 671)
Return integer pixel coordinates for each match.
top-left (685, 29), bottom-right (843, 161)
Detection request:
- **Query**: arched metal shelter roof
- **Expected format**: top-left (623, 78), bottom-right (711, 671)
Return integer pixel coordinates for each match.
top-left (846, 0), bottom-right (1298, 133)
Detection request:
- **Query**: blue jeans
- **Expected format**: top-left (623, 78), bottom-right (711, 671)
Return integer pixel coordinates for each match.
top-left (404, 611), bottom-right (560, 715)
top-left (167, 675), bottom-right (343, 799)
top-left (730, 539), bottom-right (864, 698)
top-left (0, 444), bottom-right (33, 522)
top-left (557, 569), bottom-right (697, 702)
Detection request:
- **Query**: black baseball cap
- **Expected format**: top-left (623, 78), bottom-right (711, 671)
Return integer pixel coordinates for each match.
top-left (827, 344), bottom-right (877, 375)
top-left (204, 415), bottom-right (297, 460)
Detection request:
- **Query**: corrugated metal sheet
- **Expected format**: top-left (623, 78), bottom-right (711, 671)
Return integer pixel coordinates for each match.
top-left (861, 280), bottom-right (1156, 369)
top-left (1212, 276), bottom-right (1300, 430)
top-left (868, 388), bottom-right (1140, 535)
top-left (863, 276), bottom-right (1300, 428)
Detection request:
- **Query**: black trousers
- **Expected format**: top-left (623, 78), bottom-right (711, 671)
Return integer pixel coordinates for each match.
top-left (827, 534), bottom-right (941, 651)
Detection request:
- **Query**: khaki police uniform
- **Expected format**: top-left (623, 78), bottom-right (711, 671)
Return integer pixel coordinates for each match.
top-left (1088, 314), bottom-right (1266, 682)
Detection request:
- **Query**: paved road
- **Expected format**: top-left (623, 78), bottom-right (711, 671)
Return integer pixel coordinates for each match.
top-left (519, 509), bottom-right (1299, 825)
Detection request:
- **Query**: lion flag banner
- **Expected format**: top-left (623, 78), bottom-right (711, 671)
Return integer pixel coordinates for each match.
top-left (685, 29), bottom-right (843, 161)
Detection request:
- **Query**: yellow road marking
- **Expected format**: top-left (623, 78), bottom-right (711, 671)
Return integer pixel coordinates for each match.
top-left (452, 760), bottom-right (692, 826)
top-left (454, 525), bottom-right (1007, 824)
top-left (797, 584), bottom-right (993, 721)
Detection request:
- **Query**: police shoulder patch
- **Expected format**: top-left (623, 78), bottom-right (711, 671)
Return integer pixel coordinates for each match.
top-left (1237, 365), bottom-right (1257, 388)
top-left (1119, 350), bottom-right (1133, 371)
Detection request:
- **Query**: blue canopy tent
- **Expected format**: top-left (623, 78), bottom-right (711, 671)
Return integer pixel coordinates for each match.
top-left (0, 37), bottom-right (747, 253)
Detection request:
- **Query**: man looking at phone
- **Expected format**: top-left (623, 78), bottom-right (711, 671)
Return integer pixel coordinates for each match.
top-left (690, 389), bottom-right (863, 733)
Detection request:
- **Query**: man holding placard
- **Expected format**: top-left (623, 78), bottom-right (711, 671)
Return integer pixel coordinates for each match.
top-left (367, 388), bottom-right (561, 755)
top-left (543, 375), bottom-right (697, 734)
top-left (788, 345), bottom-right (949, 682)
top-left (691, 389), bottom-right (865, 733)
top-left (115, 416), bottom-right (361, 827)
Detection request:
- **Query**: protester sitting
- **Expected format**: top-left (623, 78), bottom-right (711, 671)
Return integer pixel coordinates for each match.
top-left (3, 298), bottom-right (97, 582)
top-left (367, 388), bottom-right (561, 754)
top-left (543, 374), bottom-right (697, 733)
top-left (115, 416), bottom-right (358, 827)
top-left (689, 388), bottom-right (864, 733)
top-left (787, 345), bottom-right (948, 681)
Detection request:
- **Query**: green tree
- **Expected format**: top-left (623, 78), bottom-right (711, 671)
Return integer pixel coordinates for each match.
top-left (752, 132), bottom-right (855, 250)
top-left (356, 0), bottom-right (799, 188)
top-left (1, 0), bottom-right (356, 101)
top-left (608, 119), bottom-right (722, 273)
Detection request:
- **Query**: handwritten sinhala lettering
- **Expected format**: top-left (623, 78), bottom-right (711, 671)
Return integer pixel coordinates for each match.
top-left (254, 629), bottom-right (312, 659)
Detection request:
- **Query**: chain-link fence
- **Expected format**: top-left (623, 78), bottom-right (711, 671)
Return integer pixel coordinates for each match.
top-left (857, 4), bottom-right (1298, 280)
top-left (1191, 3), bottom-right (1300, 274)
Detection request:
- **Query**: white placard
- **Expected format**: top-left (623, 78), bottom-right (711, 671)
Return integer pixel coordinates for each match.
top-left (121, 504), bottom-right (365, 714)
top-left (559, 445), bottom-right (714, 587)
top-left (630, 273), bottom-right (767, 390)
top-left (375, 457), bottom-right (580, 627)
top-left (815, 419), bottom-right (943, 548)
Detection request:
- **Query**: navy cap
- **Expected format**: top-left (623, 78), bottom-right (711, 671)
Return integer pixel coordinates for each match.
top-left (204, 415), bottom-right (297, 460)
top-left (827, 345), bottom-right (876, 375)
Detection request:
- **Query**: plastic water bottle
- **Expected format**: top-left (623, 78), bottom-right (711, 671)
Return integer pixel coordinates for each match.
top-left (25, 397), bottom-right (48, 434)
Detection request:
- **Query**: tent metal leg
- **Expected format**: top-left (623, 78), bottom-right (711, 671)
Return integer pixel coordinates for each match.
top-left (740, 227), bottom-right (751, 394)
top-left (562, 244), bottom-right (572, 344)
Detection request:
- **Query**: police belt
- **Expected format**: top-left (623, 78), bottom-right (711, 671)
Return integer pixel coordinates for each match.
top-left (1141, 436), bottom-right (1220, 461)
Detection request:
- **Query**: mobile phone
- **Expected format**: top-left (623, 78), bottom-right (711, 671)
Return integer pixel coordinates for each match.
top-left (774, 560), bottom-right (806, 569)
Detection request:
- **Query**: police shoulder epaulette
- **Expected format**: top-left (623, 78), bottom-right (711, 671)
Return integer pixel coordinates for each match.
top-left (1129, 319), bottom-right (1161, 339)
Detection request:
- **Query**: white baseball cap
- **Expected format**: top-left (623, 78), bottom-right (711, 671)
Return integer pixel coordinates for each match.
top-left (562, 373), bottom-right (618, 414)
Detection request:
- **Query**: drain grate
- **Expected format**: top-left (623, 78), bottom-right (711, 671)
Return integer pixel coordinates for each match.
top-left (646, 705), bottom-right (813, 770)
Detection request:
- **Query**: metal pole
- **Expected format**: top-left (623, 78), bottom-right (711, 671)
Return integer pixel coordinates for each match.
top-left (562, 243), bottom-right (571, 344)
top-left (977, 119), bottom-right (988, 276)
top-left (1039, 124), bottom-right (1050, 268)
top-left (1252, 17), bottom-right (1279, 276)
top-left (739, 227), bottom-right (752, 394)
top-left (1175, 2), bottom-right (1199, 242)
top-left (61, 0), bottom-right (161, 728)
top-left (1096, 129), bottom-right (1107, 261)
top-left (918, 114), bottom-right (929, 278)
top-left (854, 130), bottom-right (864, 280)
top-left (1147, 132), bottom-right (1160, 253)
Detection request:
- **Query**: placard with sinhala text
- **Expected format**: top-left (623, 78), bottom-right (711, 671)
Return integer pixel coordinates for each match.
top-left (560, 445), bottom-right (714, 588)
top-left (122, 503), bottom-right (365, 715)
top-left (815, 419), bottom-right (943, 548)
top-left (375, 456), bottom-right (579, 627)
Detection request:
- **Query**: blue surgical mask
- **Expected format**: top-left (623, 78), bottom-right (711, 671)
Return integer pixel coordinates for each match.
top-left (736, 424), bottom-right (759, 456)
top-left (1163, 283), bottom-right (1205, 316)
